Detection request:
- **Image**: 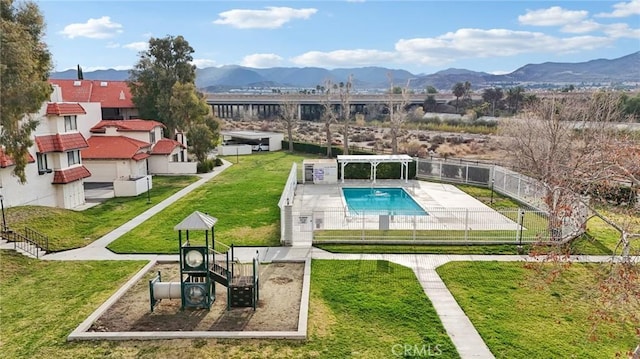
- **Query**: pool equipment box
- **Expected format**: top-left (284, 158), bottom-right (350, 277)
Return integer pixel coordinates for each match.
top-left (303, 159), bottom-right (338, 184)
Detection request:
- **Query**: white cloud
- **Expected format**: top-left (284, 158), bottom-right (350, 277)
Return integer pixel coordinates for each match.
top-left (191, 58), bottom-right (218, 68)
top-left (123, 41), bottom-right (148, 51)
top-left (596, 0), bottom-right (640, 18)
top-left (560, 20), bottom-right (601, 33)
top-left (290, 49), bottom-right (396, 68)
top-left (518, 6), bottom-right (588, 26)
top-left (60, 16), bottom-right (123, 39)
top-left (240, 54), bottom-right (284, 68)
top-left (393, 28), bottom-right (614, 66)
top-left (601, 22), bottom-right (640, 38)
top-left (213, 7), bottom-right (317, 29)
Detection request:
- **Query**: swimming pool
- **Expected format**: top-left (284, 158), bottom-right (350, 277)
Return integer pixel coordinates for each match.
top-left (342, 187), bottom-right (428, 215)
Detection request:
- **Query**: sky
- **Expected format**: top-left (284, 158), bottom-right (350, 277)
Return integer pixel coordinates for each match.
top-left (36, 0), bottom-right (640, 75)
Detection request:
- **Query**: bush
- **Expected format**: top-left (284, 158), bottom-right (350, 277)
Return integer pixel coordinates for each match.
top-left (197, 159), bottom-right (215, 173)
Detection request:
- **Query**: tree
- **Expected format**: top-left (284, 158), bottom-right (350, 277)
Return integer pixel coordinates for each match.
top-left (128, 35), bottom-right (195, 136)
top-left (0, 0), bottom-right (52, 183)
top-left (168, 82), bottom-right (220, 164)
top-left (320, 79), bottom-right (337, 157)
top-left (279, 97), bottom-right (299, 152)
top-left (505, 86), bottom-right (525, 114)
top-left (387, 74), bottom-right (412, 154)
top-left (463, 81), bottom-right (472, 102)
top-left (338, 75), bottom-right (353, 155)
top-left (452, 82), bottom-right (465, 113)
top-left (482, 87), bottom-right (503, 116)
top-left (499, 92), bottom-right (635, 241)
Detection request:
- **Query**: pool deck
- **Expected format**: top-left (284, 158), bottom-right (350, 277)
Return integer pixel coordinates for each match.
top-left (291, 179), bottom-right (519, 246)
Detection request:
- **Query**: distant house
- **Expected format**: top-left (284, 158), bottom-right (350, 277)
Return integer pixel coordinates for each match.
top-left (49, 79), bottom-right (139, 121)
top-left (0, 85), bottom-right (92, 209)
top-left (83, 120), bottom-right (196, 187)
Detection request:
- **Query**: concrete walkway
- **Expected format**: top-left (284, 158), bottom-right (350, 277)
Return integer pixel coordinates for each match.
top-left (44, 159), bottom-right (233, 261)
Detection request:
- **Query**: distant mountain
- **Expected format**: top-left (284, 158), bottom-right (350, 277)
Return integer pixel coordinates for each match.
top-left (50, 51), bottom-right (639, 91)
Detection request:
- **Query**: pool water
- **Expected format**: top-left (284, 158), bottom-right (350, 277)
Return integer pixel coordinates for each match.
top-left (342, 187), bottom-right (427, 215)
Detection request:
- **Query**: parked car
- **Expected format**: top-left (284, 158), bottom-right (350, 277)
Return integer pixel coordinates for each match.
top-left (252, 143), bottom-right (269, 152)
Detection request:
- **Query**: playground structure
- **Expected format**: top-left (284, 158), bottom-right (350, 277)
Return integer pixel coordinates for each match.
top-left (149, 211), bottom-right (260, 311)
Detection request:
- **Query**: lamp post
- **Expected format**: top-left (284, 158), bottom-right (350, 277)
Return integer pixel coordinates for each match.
top-left (0, 194), bottom-right (6, 232)
top-left (146, 176), bottom-right (151, 204)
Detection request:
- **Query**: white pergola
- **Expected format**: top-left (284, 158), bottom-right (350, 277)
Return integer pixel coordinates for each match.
top-left (336, 155), bottom-right (413, 184)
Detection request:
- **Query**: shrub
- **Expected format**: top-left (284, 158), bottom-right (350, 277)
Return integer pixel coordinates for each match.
top-left (197, 159), bottom-right (215, 173)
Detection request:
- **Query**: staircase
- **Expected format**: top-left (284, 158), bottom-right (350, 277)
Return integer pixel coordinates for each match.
top-left (1, 228), bottom-right (49, 259)
top-left (209, 261), bottom-right (230, 286)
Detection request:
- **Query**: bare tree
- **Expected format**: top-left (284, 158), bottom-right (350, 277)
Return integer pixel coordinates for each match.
top-left (499, 92), bottom-right (633, 240)
top-left (338, 75), bottom-right (353, 155)
top-left (502, 91), bottom-right (639, 348)
top-left (278, 96), bottom-right (299, 152)
top-left (387, 74), bottom-right (412, 154)
top-left (320, 79), bottom-right (337, 158)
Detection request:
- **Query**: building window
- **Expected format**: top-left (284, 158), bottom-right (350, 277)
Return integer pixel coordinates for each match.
top-left (37, 153), bottom-right (51, 174)
top-left (171, 153), bottom-right (179, 162)
top-left (64, 115), bottom-right (77, 131)
top-left (150, 131), bottom-right (156, 144)
top-left (67, 150), bottom-right (81, 166)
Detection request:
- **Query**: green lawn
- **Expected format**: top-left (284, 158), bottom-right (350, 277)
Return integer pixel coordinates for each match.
top-left (437, 261), bottom-right (638, 358)
top-left (0, 252), bottom-right (459, 358)
top-left (108, 152), bottom-right (309, 253)
top-left (4, 175), bottom-right (198, 251)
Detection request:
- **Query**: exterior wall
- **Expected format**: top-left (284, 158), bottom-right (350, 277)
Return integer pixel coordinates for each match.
top-left (217, 144), bottom-right (252, 156)
top-left (129, 159), bottom-right (147, 179)
top-left (83, 160), bottom-right (118, 182)
top-left (77, 103), bottom-right (103, 139)
top-left (0, 163), bottom-right (58, 208)
top-left (114, 175), bottom-right (152, 197)
top-left (148, 156), bottom-right (169, 174)
top-left (119, 127), bottom-right (161, 145)
top-left (57, 180), bottom-right (85, 209)
top-left (268, 134), bottom-right (284, 151)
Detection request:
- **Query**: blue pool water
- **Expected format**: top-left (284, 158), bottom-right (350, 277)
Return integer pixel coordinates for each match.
top-left (342, 187), bottom-right (427, 215)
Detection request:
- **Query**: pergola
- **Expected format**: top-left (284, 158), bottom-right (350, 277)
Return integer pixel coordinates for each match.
top-left (336, 155), bottom-right (413, 184)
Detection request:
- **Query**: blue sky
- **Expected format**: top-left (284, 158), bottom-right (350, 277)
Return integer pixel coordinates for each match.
top-left (36, 0), bottom-right (640, 75)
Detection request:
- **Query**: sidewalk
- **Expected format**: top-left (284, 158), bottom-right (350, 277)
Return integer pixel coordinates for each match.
top-left (44, 159), bottom-right (233, 261)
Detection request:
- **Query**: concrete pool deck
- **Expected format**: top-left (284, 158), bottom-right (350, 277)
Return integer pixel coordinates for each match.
top-left (290, 179), bottom-right (520, 246)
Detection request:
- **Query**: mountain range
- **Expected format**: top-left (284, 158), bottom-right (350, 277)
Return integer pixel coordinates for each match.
top-left (50, 51), bottom-right (639, 91)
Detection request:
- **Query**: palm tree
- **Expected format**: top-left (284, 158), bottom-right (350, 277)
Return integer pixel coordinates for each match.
top-left (452, 82), bottom-right (465, 113)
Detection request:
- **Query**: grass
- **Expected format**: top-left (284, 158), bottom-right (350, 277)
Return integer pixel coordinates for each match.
top-left (437, 261), bottom-right (638, 358)
top-left (4, 175), bottom-right (198, 251)
top-left (108, 152), bottom-right (309, 253)
top-left (0, 251), bottom-right (460, 358)
top-left (0, 250), bottom-right (147, 358)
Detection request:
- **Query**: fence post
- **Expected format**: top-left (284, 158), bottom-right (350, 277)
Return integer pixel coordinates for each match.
top-left (516, 209), bottom-right (525, 245)
top-left (464, 209), bottom-right (469, 241)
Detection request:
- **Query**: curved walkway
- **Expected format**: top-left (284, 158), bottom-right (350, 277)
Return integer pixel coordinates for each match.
top-left (3, 159), bottom-right (635, 359)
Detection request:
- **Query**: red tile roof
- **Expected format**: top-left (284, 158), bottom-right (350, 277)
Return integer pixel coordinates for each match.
top-left (151, 138), bottom-right (186, 155)
top-left (49, 79), bottom-right (135, 108)
top-left (82, 136), bottom-right (151, 160)
top-left (46, 103), bottom-right (87, 116)
top-left (35, 133), bottom-right (89, 153)
top-left (0, 149), bottom-right (35, 168)
top-left (90, 119), bottom-right (165, 133)
top-left (52, 166), bottom-right (91, 184)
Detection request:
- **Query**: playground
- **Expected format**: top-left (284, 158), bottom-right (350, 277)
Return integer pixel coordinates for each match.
top-left (89, 261), bottom-right (304, 333)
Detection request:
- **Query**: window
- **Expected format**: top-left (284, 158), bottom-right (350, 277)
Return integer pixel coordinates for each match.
top-left (67, 150), bottom-right (81, 166)
top-left (172, 153), bottom-right (179, 162)
top-left (64, 115), bottom-right (77, 131)
top-left (37, 153), bottom-right (51, 175)
top-left (150, 131), bottom-right (156, 144)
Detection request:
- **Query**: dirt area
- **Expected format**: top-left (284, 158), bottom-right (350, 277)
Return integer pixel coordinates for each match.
top-left (89, 262), bottom-right (304, 332)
